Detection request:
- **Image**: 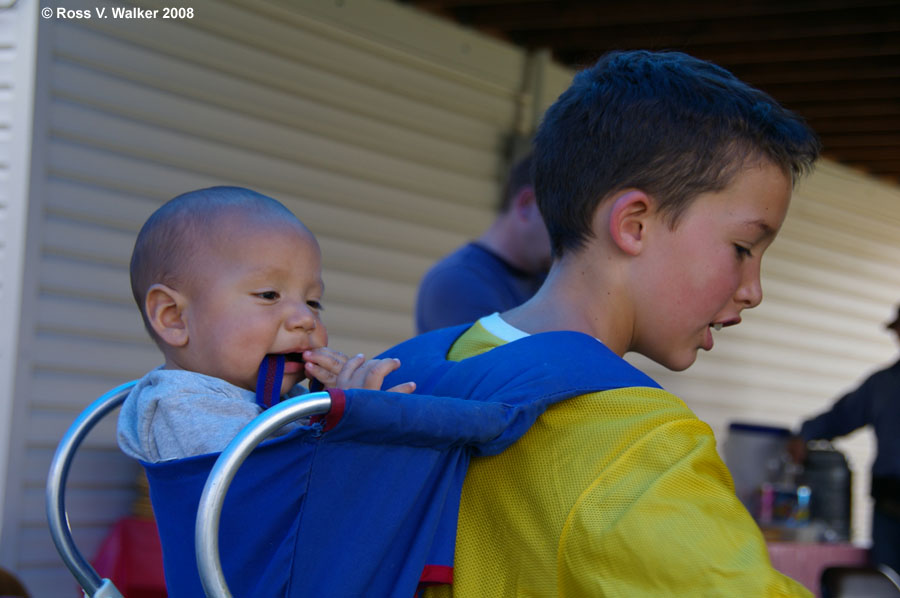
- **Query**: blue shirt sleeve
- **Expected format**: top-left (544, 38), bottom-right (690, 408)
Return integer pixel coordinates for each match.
top-left (799, 361), bottom-right (900, 479)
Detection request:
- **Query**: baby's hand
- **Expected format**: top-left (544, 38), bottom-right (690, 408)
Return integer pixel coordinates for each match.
top-left (336, 354), bottom-right (416, 394)
top-left (302, 347), bottom-right (349, 389)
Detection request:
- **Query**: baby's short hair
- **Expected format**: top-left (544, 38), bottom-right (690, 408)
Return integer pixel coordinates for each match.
top-left (534, 50), bottom-right (822, 258)
top-left (130, 186), bottom-right (302, 339)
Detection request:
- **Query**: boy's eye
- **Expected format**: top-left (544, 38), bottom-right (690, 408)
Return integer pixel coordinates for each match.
top-left (734, 244), bottom-right (753, 259)
top-left (307, 300), bottom-right (323, 311)
top-left (257, 291), bottom-right (280, 301)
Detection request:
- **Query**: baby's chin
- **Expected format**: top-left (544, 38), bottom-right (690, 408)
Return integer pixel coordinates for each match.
top-left (283, 370), bottom-right (312, 392)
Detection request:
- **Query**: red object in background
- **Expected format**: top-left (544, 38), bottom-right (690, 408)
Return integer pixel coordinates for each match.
top-left (92, 517), bottom-right (167, 598)
top-left (768, 542), bottom-right (869, 597)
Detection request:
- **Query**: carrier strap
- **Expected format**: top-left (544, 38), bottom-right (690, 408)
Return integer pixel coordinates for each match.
top-left (255, 354), bottom-right (285, 409)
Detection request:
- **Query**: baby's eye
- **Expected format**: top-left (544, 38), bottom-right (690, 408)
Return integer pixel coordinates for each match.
top-left (256, 291), bottom-right (280, 301)
top-left (307, 300), bottom-right (323, 311)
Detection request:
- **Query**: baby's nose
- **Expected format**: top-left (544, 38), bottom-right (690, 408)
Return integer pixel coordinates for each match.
top-left (286, 302), bottom-right (317, 331)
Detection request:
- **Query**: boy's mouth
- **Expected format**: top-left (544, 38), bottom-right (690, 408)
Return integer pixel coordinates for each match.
top-left (710, 317), bottom-right (741, 332)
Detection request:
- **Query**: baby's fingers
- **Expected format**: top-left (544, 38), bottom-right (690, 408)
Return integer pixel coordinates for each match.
top-left (386, 381), bottom-right (416, 394)
top-left (304, 361), bottom-right (339, 388)
top-left (304, 347), bottom-right (348, 376)
top-left (361, 358), bottom-right (403, 390)
top-left (335, 353), bottom-right (367, 388)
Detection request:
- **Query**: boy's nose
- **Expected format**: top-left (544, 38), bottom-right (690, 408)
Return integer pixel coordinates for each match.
top-left (735, 264), bottom-right (763, 309)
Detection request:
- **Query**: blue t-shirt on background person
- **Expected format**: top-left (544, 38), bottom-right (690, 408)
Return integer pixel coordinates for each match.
top-left (415, 242), bottom-right (545, 334)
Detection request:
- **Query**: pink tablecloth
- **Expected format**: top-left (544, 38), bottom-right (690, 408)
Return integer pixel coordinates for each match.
top-left (768, 542), bottom-right (869, 597)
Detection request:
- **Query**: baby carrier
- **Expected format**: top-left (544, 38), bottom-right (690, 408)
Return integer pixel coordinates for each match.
top-left (47, 325), bottom-right (657, 597)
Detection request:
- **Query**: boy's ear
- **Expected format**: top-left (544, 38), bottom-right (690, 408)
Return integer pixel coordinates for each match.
top-left (145, 283), bottom-right (189, 347)
top-left (608, 190), bottom-right (653, 256)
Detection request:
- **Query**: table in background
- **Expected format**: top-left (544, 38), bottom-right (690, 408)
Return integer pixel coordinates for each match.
top-left (768, 541), bottom-right (869, 597)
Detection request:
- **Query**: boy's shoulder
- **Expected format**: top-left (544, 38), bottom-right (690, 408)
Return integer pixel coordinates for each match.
top-left (457, 328), bottom-right (660, 393)
top-left (382, 323), bottom-right (661, 399)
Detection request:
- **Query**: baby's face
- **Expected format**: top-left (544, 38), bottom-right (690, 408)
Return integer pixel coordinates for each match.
top-left (174, 218), bottom-right (328, 394)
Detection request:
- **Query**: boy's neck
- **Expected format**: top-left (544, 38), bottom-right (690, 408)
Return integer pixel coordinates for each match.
top-left (501, 250), bottom-right (632, 356)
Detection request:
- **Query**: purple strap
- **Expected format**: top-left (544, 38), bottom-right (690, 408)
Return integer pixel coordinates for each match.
top-left (255, 354), bottom-right (285, 409)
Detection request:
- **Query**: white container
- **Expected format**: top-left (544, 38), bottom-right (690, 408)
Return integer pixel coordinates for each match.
top-left (724, 422), bottom-right (791, 515)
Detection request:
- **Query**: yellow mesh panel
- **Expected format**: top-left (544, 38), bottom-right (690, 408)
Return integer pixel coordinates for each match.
top-left (426, 323), bottom-right (811, 598)
top-left (445, 319), bottom-right (501, 361)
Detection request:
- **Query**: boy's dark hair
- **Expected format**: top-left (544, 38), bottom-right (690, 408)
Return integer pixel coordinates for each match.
top-left (498, 153), bottom-right (534, 213)
top-left (130, 186), bottom-right (302, 343)
top-left (533, 50), bottom-right (821, 257)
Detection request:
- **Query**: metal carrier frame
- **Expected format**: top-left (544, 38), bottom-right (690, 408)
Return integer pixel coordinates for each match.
top-left (45, 382), bottom-right (331, 598)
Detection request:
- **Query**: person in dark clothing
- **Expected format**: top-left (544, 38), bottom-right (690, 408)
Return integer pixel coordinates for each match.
top-left (415, 154), bottom-right (551, 333)
top-left (791, 306), bottom-right (900, 574)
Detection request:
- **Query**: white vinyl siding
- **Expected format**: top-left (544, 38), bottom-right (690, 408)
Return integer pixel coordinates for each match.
top-left (0, 0), bottom-right (38, 580)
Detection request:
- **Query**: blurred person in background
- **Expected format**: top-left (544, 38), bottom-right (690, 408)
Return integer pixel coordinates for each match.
top-left (415, 153), bottom-right (551, 333)
top-left (790, 304), bottom-right (900, 574)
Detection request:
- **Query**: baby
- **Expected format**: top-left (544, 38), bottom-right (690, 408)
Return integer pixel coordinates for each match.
top-left (118, 186), bottom-right (414, 462)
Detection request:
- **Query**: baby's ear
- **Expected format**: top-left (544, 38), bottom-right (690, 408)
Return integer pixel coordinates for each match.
top-left (608, 190), bottom-right (652, 256)
top-left (145, 283), bottom-right (189, 347)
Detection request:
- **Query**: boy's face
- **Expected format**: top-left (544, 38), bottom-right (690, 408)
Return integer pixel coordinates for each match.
top-left (631, 160), bottom-right (792, 371)
top-left (171, 216), bottom-right (328, 394)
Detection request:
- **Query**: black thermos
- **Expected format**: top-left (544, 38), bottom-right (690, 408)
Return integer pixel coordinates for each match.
top-left (800, 445), bottom-right (853, 542)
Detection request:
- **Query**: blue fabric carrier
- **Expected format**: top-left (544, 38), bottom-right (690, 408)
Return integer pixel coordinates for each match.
top-left (144, 325), bottom-right (659, 597)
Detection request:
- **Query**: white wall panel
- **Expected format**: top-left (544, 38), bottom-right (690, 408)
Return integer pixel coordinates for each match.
top-left (0, 0), bottom-right (39, 585)
top-left (50, 98), bottom-right (496, 209)
top-left (48, 137), bottom-right (490, 240)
